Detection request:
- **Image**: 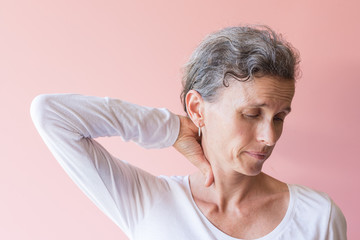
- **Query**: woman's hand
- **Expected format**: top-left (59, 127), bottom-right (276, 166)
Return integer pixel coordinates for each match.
top-left (173, 115), bottom-right (214, 187)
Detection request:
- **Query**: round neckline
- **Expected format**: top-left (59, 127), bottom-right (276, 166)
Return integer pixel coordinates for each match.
top-left (184, 175), bottom-right (295, 240)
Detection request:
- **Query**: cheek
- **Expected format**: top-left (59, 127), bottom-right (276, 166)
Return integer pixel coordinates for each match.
top-left (204, 114), bottom-right (233, 151)
top-left (232, 129), bottom-right (252, 151)
top-left (205, 120), bottom-right (228, 146)
top-left (204, 106), bottom-right (254, 152)
top-left (231, 121), bottom-right (258, 154)
top-left (210, 120), bottom-right (251, 152)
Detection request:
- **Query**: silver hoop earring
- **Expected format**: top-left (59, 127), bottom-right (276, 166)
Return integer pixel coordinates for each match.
top-left (198, 126), bottom-right (201, 137)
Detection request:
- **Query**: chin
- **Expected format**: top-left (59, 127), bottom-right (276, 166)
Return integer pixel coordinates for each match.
top-left (234, 155), bottom-right (265, 176)
top-left (239, 166), bottom-right (263, 177)
top-left (231, 164), bottom-right (263, 177)
top-left (248, 169), bottom-right (263, 177)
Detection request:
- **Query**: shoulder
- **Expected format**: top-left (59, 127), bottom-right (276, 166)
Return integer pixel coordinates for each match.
top-left (142, 175), bottom-right (194, 218)
top-left (155, 175), bottom-right (193, 203)
top-left (291, 184), bottom-right (330, 204)
top-left (289, 184), bottom-right (347, 238)
top-left (290, 184), bottom-right (336, 215)
top-left (158, 175), bottom-right (189, 191)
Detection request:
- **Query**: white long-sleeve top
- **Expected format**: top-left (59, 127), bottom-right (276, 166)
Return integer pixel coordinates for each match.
top-left (30, 94), bottom-right (347, 240)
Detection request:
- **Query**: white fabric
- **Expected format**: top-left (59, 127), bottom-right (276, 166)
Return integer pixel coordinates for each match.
top-left (30, 94), bottom-right (347, 240)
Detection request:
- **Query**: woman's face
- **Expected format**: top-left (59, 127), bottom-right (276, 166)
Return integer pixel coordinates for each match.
top-left (201, 76), bottom-right (295, 176)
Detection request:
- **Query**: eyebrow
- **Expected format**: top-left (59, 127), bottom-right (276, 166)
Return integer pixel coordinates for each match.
top-left (251, 103), bottom-right (292, 113)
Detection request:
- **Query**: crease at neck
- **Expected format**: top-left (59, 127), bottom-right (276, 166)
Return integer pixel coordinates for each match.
top-left (193, 167), bottom-right (265, 213)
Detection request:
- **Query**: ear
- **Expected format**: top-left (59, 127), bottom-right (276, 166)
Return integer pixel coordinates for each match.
top-left (186, 90), bottom-right (205, 127)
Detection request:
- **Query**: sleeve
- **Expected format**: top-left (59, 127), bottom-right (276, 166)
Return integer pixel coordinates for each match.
top-left (326, 199), bottom-right (347, 240)
top-left (30, 93), bottom-right (180, 236)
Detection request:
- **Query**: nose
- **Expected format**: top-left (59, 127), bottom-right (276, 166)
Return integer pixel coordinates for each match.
top-left (257, 121), bottom-right (278, 146)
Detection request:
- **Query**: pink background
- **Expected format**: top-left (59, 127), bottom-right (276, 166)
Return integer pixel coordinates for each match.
top-left (1, 0), bottom-right (359, 239)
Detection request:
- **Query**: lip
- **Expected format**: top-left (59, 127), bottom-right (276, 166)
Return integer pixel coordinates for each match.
top-left (245, 151), bottom-right (268, 160)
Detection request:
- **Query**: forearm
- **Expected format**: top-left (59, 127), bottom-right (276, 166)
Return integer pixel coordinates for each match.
top-left (30, 93), bottom-right (180, 148)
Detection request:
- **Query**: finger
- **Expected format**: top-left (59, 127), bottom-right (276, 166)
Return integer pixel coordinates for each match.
top-left (190, 154), bottom-right (214, 187)
top-left (204, 170), bottom-right (214, 188)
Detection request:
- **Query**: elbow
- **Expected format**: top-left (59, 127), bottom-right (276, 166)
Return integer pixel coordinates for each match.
top-left (30, 94), bottom-right (55, 130)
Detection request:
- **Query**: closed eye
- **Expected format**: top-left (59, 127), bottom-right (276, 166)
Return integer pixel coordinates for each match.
top-left (244, 114), bottom-right (260, 118)
top-left (274, 116), bottom-right (284, 122)
top-left (274, 113), bottom-right (286, 122)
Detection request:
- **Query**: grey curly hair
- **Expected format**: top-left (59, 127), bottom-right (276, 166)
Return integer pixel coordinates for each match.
top-left (180, 25), bottom-right (300, 114)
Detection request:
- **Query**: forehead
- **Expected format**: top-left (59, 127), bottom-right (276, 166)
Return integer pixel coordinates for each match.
top-left (218, 76), bottom-right (295, 107)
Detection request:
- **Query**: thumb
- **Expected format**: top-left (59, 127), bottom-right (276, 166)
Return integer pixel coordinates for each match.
top-left (204, 169), bottom-right (214, 187)
top-left (191, 154), bottom-right (214, 187)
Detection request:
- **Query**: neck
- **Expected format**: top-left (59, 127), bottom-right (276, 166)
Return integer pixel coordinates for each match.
top-left (191, 168), bottom-right (265, 212)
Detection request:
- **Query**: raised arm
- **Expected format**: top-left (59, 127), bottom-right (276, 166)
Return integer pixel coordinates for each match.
top-left (30, 94), bottom-right (180, 236)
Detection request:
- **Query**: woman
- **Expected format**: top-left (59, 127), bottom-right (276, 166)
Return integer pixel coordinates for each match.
top-left (31, 25), bottom-right (347, 239)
